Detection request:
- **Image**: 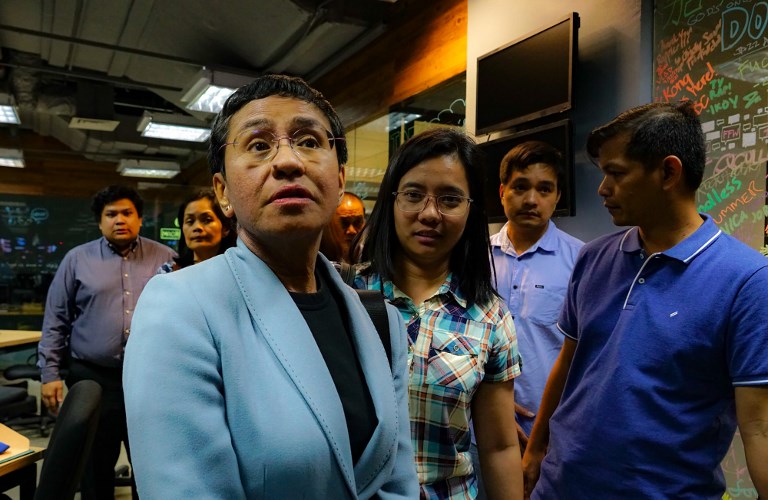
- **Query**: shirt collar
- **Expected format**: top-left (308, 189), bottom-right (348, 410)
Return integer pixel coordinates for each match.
top-left (618, 214), bottom-right (721, 263)
top-left (104, 236), bottom-right (139, 255)
top-left (380, 271), bottom-right (468, 309)
top-left (492, 220), bottom-right (558, 256)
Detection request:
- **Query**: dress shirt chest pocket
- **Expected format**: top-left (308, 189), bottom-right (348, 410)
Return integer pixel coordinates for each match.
top-left (525, 285), bottom-right (567, 327)
top-left (425, 329), bottom-right (482, 393)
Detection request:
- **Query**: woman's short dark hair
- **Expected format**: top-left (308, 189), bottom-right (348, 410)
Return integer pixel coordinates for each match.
top-left (586, 101), bottom-right (705, 191)
top-left (500, 140), bottom-right (565, 191)
top-left (208, 74), bottom-right (347, 176)
top-left (359, 127), bottom-right (497, 307)
top-left (91, 185), bottom-right (144, 222)
top-left (174, 189), bottom-right (237, 268)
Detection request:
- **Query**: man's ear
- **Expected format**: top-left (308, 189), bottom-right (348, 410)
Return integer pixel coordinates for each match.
top-left (660, 155), bottom-right (684, 191)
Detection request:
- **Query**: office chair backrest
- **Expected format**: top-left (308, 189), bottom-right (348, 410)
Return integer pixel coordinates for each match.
top-left (34, 380), bottom-right (102, 500)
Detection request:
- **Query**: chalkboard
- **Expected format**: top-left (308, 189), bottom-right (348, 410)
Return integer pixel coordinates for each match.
top-left (653, 1), bottom-right (768, 497)
top-left (0, 194), bottom-right (178, 313)
top-left (654, 0), bottom-right (768, 255)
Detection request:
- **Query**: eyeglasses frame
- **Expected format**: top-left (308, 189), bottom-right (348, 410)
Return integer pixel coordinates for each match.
top-left (392, 191), bottom-right (473, 216)
top-left (220, 126), bottom-right (346, 164)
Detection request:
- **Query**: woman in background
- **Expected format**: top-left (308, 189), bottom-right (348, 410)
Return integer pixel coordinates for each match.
top-left (355, 128), bottom-right (524, 499)
top-left (159, 189), bottom-right (236, 272)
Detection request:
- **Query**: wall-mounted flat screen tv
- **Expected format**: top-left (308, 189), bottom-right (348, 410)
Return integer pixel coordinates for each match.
top-left (480, 118), bottom-right (574, 222)
top-left (475, 13), bottom-right (579, 136)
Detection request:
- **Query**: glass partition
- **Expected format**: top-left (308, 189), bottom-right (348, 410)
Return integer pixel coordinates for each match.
top-left (344, 74), bottom-right (466, 212)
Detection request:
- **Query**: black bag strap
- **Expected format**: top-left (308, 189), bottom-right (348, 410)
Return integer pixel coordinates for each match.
top-left (339, 262), bottom-right (356, 286)
top-left (338, 262), bottom-right (392, 366)
top-left (355, 289), bottom-right (392, 367)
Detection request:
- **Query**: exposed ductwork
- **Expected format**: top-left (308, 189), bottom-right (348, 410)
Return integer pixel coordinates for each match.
top-left (0, 0), bottom-right (398, 174)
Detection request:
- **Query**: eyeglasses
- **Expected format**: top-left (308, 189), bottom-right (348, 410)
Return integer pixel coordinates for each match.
top-left (393, 190), bottom-right (473, 216)
top-left (221, 127), bottom-right (345, 163)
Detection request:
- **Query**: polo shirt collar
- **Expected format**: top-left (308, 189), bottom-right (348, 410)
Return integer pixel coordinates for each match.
top-left (618, 214), bottom-right (721, 264)
top-left (493, 220), bottom-right (558, 256)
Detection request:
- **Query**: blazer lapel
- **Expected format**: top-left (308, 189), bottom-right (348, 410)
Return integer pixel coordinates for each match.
top-left (321, 259), bottom-right (400, 492)
top-left (225, 245), bottom-right (357, 497)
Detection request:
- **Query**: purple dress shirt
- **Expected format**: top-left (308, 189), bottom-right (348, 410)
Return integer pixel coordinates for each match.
top-left (38, 236), bottom-right (176, 383)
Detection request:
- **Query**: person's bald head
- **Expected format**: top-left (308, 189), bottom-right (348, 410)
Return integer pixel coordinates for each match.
top-left (336, 192), bottom-right (366, 244)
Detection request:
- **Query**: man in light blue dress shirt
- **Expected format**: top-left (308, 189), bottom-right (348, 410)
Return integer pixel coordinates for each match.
top-left (490, 141), bottom-right (583, 441)
top-left (471, 141), bottom-right (582, 499)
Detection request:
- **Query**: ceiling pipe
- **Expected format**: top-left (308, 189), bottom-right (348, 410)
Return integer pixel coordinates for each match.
top-left (0, 23), bottom-right (258, 75)
top-left (3, 61), bottom-right (183, 93)
top-left (0, 24), bottom-right (202, 66)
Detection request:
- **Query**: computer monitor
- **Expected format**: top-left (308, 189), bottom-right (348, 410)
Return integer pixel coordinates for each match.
top-left (475, 13), bottom-right (579, 135)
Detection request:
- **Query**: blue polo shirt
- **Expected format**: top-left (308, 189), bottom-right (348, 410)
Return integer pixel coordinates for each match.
top-left (534, 215), bottom-right (768, 499)
top-left (490, 221), bottom-right (583, 435)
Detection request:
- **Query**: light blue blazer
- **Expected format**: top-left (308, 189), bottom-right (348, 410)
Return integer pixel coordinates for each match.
top-left (123, 242), bottom-right (418, 499)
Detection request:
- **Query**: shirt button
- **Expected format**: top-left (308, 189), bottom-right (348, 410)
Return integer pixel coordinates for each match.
top-left (125, 310), bottom-right (130, 314)
top-left (513, 285), bottom-right (518, 289)
top-left (453, 345), bottom-right (460, 352)
top-left (124, 329), bottom-right (130, 334)
top-left (638, 278), bottom-right (645, 284)
top-left (124, 290), bottom-right (130, 295)
top-left (124, 273), bottom-right (129, 277)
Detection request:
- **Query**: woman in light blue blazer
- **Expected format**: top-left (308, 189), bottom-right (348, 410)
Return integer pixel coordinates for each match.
top-left (123, 75), bottom-right (418, 499)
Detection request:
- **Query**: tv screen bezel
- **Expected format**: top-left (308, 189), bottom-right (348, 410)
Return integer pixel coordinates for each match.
top-left (475, 13), bottom-right (578, 136)
top-left (479, 118), bottom-right (574, 223)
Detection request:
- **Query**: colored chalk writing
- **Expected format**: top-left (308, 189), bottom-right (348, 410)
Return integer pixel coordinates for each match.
top-left (655, 0), bottom-right (768, 495)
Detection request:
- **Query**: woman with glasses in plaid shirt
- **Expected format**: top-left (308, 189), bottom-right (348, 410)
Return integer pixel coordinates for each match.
top-left (354, 128), bottom-right (524, 499)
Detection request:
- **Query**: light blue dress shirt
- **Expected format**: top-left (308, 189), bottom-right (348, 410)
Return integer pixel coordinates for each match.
top-left (490, 220), bottom-right (583, 436)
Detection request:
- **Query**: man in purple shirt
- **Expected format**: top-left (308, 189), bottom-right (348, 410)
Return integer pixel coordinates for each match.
top-left (38, 185), bottom-right (175, 499)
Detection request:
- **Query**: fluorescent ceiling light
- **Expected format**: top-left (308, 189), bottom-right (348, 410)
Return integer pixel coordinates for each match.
top-left (117, 159), bottom-right (180, 179)
top-left (0, 148), bottom-right (24, 168)
top-left (69, 116), bottom-right (120, 131)
top-left (186, 85), bottom-right (236, 114)
top-left (182, 68), bottom-right (254, 114)
top-left (137, 111), bottom-right (211, 142)
top-left (141, 122), bottom-right (210, 142)
top-left (0, 93), bottom-right (20, 125)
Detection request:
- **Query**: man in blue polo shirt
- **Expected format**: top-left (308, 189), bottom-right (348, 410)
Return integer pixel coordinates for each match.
top-left (522, 101), bottom-right (768, 499)
top-left (490, 141), bottom-right (583, 441)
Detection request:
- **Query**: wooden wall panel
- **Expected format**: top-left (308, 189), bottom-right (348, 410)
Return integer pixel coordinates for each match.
top-left (313, 0), bottom-right (467, 128)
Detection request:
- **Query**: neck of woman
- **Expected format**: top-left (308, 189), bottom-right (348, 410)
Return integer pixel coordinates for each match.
top-left (193, 246), bottom-right (219, 264)
top-left (393, 253), bottom-right (450, 306)
top-left (241, 231), bottom-right (320, 293)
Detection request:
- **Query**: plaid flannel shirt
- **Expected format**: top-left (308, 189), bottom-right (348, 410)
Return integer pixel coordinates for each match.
top-left (356, 271), bottom-right (522, 499)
